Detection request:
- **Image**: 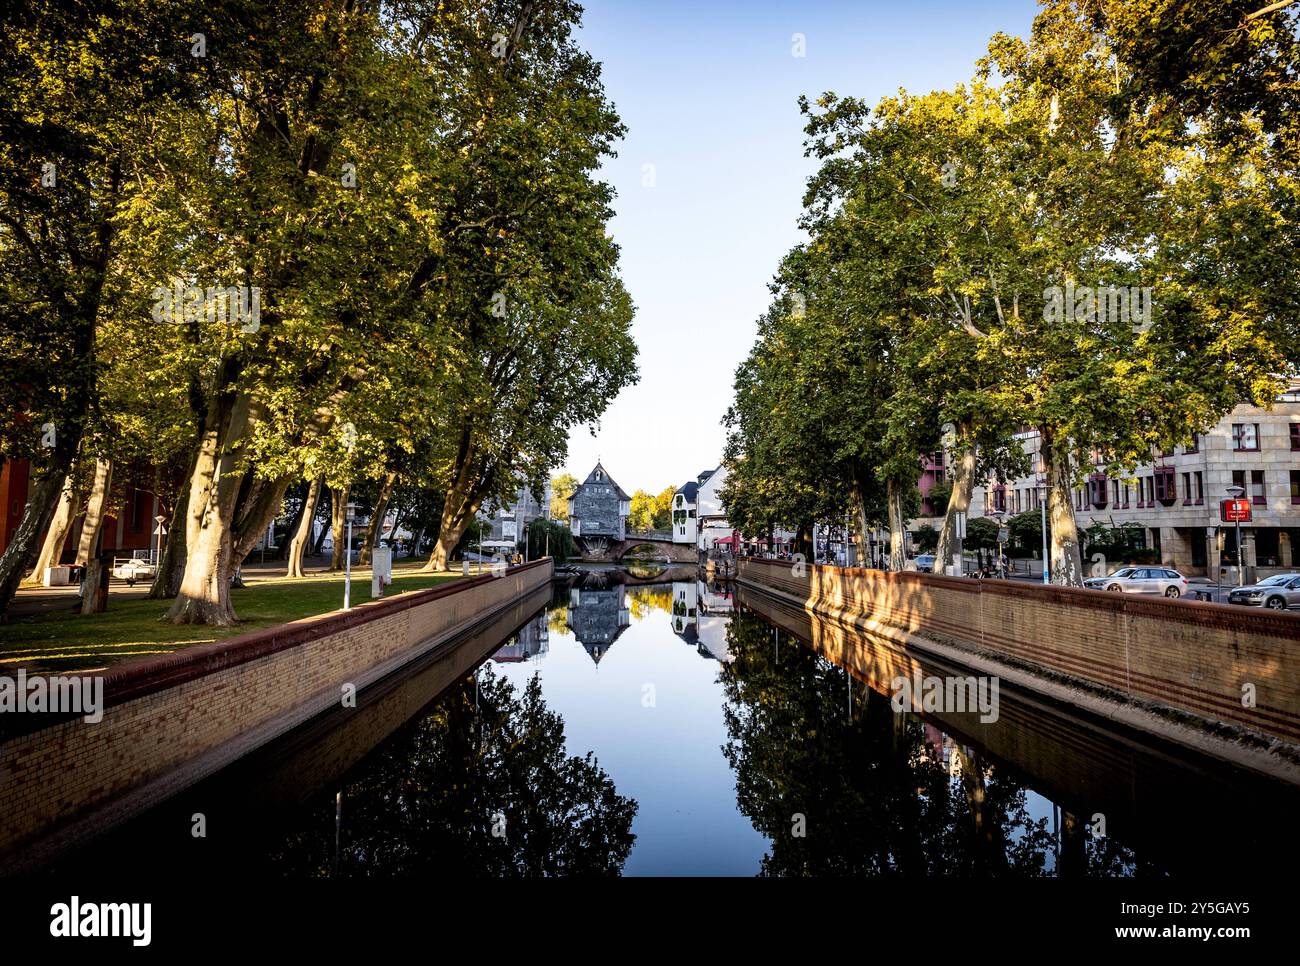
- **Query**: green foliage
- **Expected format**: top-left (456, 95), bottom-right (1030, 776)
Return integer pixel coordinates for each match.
top-left (550, 473), bottom-right (578, 521)
top-left (523, 517), bottom-right (576, 564)
top-left (913, 524), bottom-right (940, 553)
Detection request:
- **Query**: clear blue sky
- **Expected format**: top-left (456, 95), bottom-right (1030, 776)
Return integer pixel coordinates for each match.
top-left (560, 0), bottom-right (1039, 495)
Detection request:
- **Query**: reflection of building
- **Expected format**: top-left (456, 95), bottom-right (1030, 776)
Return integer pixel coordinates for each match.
top-left (670, 580), bottom-right (698, 644)
top-left (694, 579), bottom-right (734, 662)
top-left (568, 463), bottom-right (630, 555)
top-left (566, 584), bottom-right (630, 664)
top-left (492, 612), bottom-right (550, 663)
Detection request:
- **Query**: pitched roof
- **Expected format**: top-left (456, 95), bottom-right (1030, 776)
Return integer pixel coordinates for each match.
top-left (675, 480), bottom-right (699, 501)
top-left (581, 462), bottom-right (631, 500)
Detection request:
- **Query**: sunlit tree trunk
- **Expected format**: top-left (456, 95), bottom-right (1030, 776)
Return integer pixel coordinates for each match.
top-left (25, 472), bottom-right (77, 584)
top-left (166, 387), bottom-right (253, 626)
top-left (426, 483), bottom-right (481, 572)
top-left (75, 459), bottom-right (113, 566)
top-left (287, 477), bottom-right (322, 578)
top-left (1041, 427), bottom-right (1084, 586)
top-left (887, 478), bottom-right (908, 570)
top-left (330, 483), bottom-right (351, 571)
top-left (359, 471), bottom-right (396, 566)
top-left (933, 424), bottom-right (976, 574)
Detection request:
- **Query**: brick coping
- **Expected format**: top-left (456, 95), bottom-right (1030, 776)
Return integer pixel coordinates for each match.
top-left (738, 556), bottom-right (1300, 639)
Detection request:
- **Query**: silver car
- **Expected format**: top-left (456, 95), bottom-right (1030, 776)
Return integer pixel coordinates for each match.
top-left (1083, 566), bottom-right (1189, 598)
top-left (1228, 573), bottom-right (1300, 611)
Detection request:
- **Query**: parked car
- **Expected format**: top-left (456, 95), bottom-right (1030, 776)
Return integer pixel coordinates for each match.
top-left (1083, 567), bottom-right (1188, 597)
top-left (111, 558), bottom-right (157, 585)
top-left (1228, 573), bottom-right (1300, 611)
top-left (913, 554), bottom-right (936, 572)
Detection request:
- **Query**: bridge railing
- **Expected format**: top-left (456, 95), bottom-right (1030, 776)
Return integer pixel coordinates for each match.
top-left (625, 529), bottom-right (673, 541)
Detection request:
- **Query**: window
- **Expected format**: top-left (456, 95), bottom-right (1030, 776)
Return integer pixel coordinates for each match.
top-left (1291, 470), bottom-right (1300, 505)
top-left (1291, 423), bottom-right (1300, 451)
top-left (1154, 467), bottom-right (1175, 503)
top-left (1251, 470), bottom-right (1266, 505)
top-left (1186, 433), bottom-right (1199, 455)
top-left (1181, 473), bottom-right (1191, 505)
top-left (1232, 423), bottom-right (1259, 451)
top-left (1194, 471), bottom-right (1204, 505)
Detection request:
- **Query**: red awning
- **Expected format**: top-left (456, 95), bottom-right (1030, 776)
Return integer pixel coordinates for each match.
top-left (715, 534), bottom-right (739, 546)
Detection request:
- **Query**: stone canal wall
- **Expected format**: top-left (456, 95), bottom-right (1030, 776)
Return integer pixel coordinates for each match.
top-left (0, 559), bottom-right (552, 871)
top-left (737, 557), bottom-right (1300, 748)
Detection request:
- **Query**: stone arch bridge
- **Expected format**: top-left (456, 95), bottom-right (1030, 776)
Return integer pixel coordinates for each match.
top-left (577, 530), bottom-right (698, 563)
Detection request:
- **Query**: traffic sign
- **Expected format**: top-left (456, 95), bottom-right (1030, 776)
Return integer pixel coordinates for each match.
top-left (1220, 498), bottom-right (1252, 523)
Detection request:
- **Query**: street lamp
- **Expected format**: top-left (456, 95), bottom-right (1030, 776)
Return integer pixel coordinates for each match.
top-left (1225, 485), bottom-right (1246, 586)
top-left (990, 509), bottom-right (1006, 578)
top-left (343, 502), bottom-right (357, 609)
top-left (153, 515), bottom-right (167, 566)
top-left (1034, 451), bottom-right (1050, 585)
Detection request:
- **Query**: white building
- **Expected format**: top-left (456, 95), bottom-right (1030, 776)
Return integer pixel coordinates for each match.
top-left (968, 383), bottom-right (1300, 578)
top-left (671, 477), bottom-right (701, 544)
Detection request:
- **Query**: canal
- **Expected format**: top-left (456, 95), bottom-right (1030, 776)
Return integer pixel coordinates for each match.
top-left (47, 566), bottom-right (1300, 877)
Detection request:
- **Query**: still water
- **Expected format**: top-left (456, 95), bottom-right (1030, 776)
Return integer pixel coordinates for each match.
top-left (52, 567), bottom-right (1300, 877)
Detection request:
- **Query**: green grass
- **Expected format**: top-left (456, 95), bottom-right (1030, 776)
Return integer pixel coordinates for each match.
top-left (0, 567), bottom-right (463, 674)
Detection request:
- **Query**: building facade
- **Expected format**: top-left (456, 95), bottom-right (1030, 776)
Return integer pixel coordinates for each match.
top-left (967, 384), bottom-right (1300, 578)
top-left (567, 462), bottom-right (630, 549)
top-left (479, 480), bottom-right (552, 547)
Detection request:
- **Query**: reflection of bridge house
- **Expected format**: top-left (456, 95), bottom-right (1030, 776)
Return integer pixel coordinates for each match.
top-left (492, 612), bottom-right (550, 663)
top-left (567, 585), bottom-right (631, 664)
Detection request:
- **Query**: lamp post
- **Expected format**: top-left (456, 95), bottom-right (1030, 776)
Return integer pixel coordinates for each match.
top-left (153, 515), bottom-right (167, 566)
top-left (343, 502), bottom-right (356, 609)
top-left (990, 509), bottom-right (1005, 578)
top-left (1034, 451), bottom-right (1050, 585)
top-left (1225, 485), bottom-right (1246, 586)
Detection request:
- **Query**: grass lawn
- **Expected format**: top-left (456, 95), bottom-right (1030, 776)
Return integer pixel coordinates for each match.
top-left (0, 566), bottom-right (463, 674)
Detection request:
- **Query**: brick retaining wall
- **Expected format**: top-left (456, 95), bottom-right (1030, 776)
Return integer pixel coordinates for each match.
top-left (0, 559), bottom-right (552, 870)
top-left (737, 557), bottom-right (1300, 746)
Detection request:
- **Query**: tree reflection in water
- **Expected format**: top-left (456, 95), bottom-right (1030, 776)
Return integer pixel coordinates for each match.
top-left (267, 666), bottom-right (637, 876)
top-left (720, 610), bottom-right (1153, 877)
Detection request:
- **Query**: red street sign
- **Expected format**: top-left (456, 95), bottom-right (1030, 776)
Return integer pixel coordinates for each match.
top-left (1221, 498), bottom-right (1252, 523)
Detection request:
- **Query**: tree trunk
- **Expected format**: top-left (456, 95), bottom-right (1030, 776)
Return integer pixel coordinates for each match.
top-left (1041, 427), bottom-right (1084, 587)
top-left (273, 481), bottom-right (307, 560)
top-left (359, 471), bottom-right (397, 567)
top-left (0, 470), bottom-right (69, 617)
top-left (425, 482), bottom-right (480, 572)
top-left (25, 472), bottom-right (78, 584)
top-left (166, 388), bottom-right (253, 626)
top-left (933, 426), bottom-right (976, 574)
top-left (311, 485), bottom-right (332, 556)
top-left (330, 484), bottom-right (350, 571)
top-left (287, 477), bottom-right (322, 578)
top-left (75, 459), bottom-right (113, 566)
top-left (887, 478), bottom-right (908, 571)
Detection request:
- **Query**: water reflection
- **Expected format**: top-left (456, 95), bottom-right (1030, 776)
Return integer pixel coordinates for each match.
top-left (566, 584), bottom-right (630, 664)
top-left (38, 572), bottom-right (1300, 879)
top-left (269, 669), bottom-right (637, 877)
top-left (728, 589), bottom-right (1300, 876)
top-left (722, 608), bottom-right (1085, 876)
